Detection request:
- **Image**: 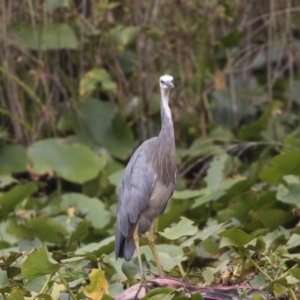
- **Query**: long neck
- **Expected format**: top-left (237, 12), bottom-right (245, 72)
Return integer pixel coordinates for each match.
top-left (154, 87), bottom-right (176, 185)
top-left (158, 89), bottom-right (174, 140)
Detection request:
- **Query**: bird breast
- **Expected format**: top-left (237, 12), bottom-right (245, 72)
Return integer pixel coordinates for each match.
top-left (137, 180), bottom-right (174, 235)
top-left (149, 135), bottom-right (176, 185)
top-left (139, 137), bottom-right (176, 225)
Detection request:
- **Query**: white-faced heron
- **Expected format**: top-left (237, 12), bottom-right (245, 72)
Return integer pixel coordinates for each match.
top-left (115, 75), bottom-right (177, 281)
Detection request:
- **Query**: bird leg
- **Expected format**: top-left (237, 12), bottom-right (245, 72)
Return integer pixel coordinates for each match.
top-left (148, 220), bottom-right (164, 277)
top-left (133, 225), bottom-right (146, 283)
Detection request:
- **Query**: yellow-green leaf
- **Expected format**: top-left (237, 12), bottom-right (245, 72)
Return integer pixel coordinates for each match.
top-left (83, 269), bottom-right (109, 300)
top-left (8, 288), bottom-right (24, 300)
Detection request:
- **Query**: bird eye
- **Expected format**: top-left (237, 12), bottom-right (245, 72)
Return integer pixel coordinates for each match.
top-left (161, 80), bottom-right (165, 85)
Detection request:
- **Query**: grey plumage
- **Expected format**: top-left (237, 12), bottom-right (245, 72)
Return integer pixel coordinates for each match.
top-left (115, 75), bottom-right (176, 264)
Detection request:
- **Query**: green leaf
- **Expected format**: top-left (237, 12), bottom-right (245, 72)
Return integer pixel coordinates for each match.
top-left (134, 244), bottom-right (187, 271)
top-left (0, 183), bottom-right (37, 218)
top-left (159, 217), bottom-right (197, 240)
top-left (245, 236), bottom-right (266, 253)
top-left (31, 294), bottom-right (52, 300)
top-left (1, 252), bottom-right (23, 267)
top-left (217, 191), bottom-right (255, 223)
top-left (250, 275), bottom-right (266, 289)
top-left (190, 154), bottom-right (245, 209)
top-left (74, 99), bottom-right (134, 159)
top-left (0, 269), bottom-right (9, 287)
top-left (273, 284), bottom-right (288, 297)
top-left (157, 201), bottom-right (193, 231)
top-left (191, 292), bottom-right (204, 300)
top-left (102, 113), bottom-right (134, 160)
top-left (8, 289), bottom-right (24, 300)
top-left (70, 221), bottom-right (90, 243)
top-left (204, 154), bottom-right (228, 191)
top-left (7, 218), bottom-right (68, 245)
top-left (289, 267), bottom-right (300, 279)
top-left (61, 193), bottom-right (111, 229)
top-left (9, 23), bottom-right (78, 50)
top-left (76, 99), bottom-right (115, 141)
top-left (250, 208), bottom-right (292, 231)
top-left (144, 287), bottom-right (175, 299)
top-left (108, 282), bottom-right (123, 298)
top-left (0, 145), bottom-right (27, 175)
top-left (118, 51), bottom-right (136, 75)
top-left (79, 68), bottom-right (116, 98)
top-left (21, 246), bottom-right (60, 279)
top-left (159, 256), bottom-right (186, 273)
top-left (182, 138), bottom-right (221, 160)
top-left (172, 190), bottom-right (205, 200)
top-left (43, 23), bottom-right (78, 50)
top-left (26, 218), bottom-right (69, 244)
top-left (219, 229), bottom-right (254, 247)
top-left (28, 138), bottom-right (103, 183)
top-left (181, 222), bottom-right (227, 247)
top-left (111, 25), bottom-right (138, 47)
top-left (108, 169), bottom-right (124, 190)
top-left (192, 153), bottom-right (245, 208)
top-left (75, 236), bottom-right (114, 257)
top-left (192, 178), bottom-right (244, 209)
top-left (202, 267), bottom-right (215, 285)
top-left (277, 175), bottom-right (300, 205)
top-left (139, 244), bottom-right (184, 263)
top-left (0, 175), bottom-right (18, 188)
top-left (6, 218), bottom-right (33, 240)
top-left (102, 295), bottom-right (114, 300)
top-left (260, 150), bottom-right (300, 185)
top-left (24, 276), bottom-right (48, 293)
top-left (251, 292), bottom-right (265, 300)
top-left (238, 101), bottom-right (282, 140)
top-left (286, 234), bottom-right (300, 249)
top-left (200, 237), bottom-right (219, 256)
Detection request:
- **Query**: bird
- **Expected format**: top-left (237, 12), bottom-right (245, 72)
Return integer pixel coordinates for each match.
top-left (115, 74), bottom-right (177, 281)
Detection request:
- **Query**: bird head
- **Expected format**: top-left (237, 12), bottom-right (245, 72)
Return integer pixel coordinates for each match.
top-left (159, 75), bottom-right (174, 90)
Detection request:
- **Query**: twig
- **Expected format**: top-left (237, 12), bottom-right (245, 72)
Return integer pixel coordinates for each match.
top-left (246, 6), bottom-right (300, 27)
top-left (0, 66), bottom-right (43, 106)
top-left (267, 0), bottom-right (274, 102)
top-left (287, 0), bottom-right (294, 112)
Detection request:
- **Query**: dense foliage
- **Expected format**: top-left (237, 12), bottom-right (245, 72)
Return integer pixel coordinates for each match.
top-left (1, 0), bottom-right (300, 299)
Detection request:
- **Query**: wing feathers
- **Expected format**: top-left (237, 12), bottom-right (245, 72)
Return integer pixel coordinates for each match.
top-left (115, 140), bottom-right (156, 259)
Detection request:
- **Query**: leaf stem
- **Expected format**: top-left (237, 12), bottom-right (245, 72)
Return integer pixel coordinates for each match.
top-left (260, 264), bottom-right (298, 290)
top-left (58, 270), bottom-right (77, 300)
top-left (177, 263), bottom-right (187, 280)
top-left (248, 256), bottom-right (273, 282)
top-left (288, 288), bottom-right (298, 300)
top-left (0, 107), bottom-right (34, 134)
top-left (39, 274), bottom-right (53, 294)
top-left (0, 66), bottom-right (42, 106)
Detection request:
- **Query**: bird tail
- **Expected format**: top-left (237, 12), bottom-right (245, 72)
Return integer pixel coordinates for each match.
top-left (115, 227), bottom-right (135, 261)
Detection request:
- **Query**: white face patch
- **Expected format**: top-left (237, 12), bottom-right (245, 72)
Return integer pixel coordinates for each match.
top-left (159, 75), bottom-right (174, 89)
top-left (160, 74), bottom-right (173, 83)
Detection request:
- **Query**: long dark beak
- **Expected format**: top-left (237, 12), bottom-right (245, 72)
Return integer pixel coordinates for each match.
top-left (165, 81), bottom-right (174, 88)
